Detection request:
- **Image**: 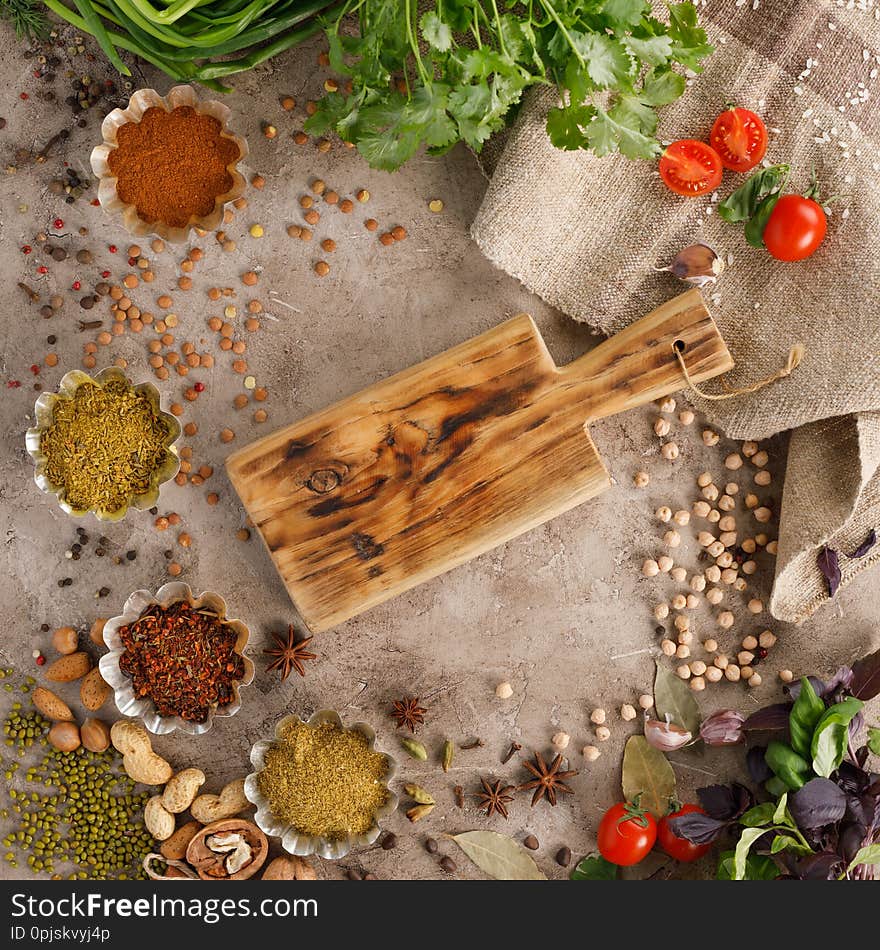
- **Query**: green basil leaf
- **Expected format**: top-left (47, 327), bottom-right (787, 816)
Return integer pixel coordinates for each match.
top-left (744, 192), bottom-right (781, 248)
top-left (811, 698), bottom-right (863, 777)
top-left (789, 677), bottom-right (826, 759)
top-left (570, 852), bottom-right (619, 880)
top-left (770, 833), bottom-right (813, 856)
top-left (765, 740), bottom-right (810, 789)
top-left (772, 792), bottom-right (790, 826)
top-left (718, 164), bottom-right (790, 223)
top-left (740, 802), bottom-right (776, 827)
top-left (733, 827), bottom-right (770, 880)
top-left (847, 843), bottom-right (880, 873)
top-left (867, 726), bottom-right (880, 756)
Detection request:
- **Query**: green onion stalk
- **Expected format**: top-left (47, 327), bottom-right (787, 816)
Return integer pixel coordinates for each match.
top-left (40, 0), bottom-right (340, 91)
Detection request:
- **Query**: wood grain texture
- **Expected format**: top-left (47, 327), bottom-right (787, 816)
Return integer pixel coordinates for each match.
top-left (226, 289), bottom-right (733, 632)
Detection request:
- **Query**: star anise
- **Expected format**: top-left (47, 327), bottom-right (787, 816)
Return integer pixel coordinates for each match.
top-left (263, 624), bottom-right (316, 681)
top-left (476, 778), bottom-right (516, 819)
top-left (390, 696), bottom-right (427, 732)
top-left (518, 751), bottom-right (579, 806)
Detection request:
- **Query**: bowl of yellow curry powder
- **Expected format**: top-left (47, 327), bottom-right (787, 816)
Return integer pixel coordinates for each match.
top-left (90, 84), bottom-right (248, 244)
top-left (245, 710), bottom-right (399, 860)
top-left (25, 367), bottom-right (180, 521)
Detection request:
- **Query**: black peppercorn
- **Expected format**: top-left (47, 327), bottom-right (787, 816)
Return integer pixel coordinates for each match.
top-left (98, 587), bottom-right (109, 598)
top-left (523, 834), bottom-right (539, 851)
top-left (380, 832), bottom-right (397, 851)
top-left (424, 837), bottom-right (438, 854)
top-left (555, 846), bottom-right (572, 867)
top-left (439, 856), bottom-right (456, 874)
top-left (126, 550), bottom-right (136, 561)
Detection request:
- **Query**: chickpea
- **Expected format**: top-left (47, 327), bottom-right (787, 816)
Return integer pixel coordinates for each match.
top-left (674, 615), bottom-right (690, 632)
top-left (661, 639), bottom-right (677, 657)
top-left (742, 440), bottom-right (758, 458)
top-left (583, 745), bottom-right (601, 762)
top-left (642, 559), bottom-right (660, 577)
top-left (705, 566), bottom-right (721, 583)
top-left (744, 493), bottom-right (759, 509)
top-left (721, 568), bottom-right (738, 585)
top-left (716, 552), bottom-right (733, 568)
top-left (725, 482), bottom-right (740, 495)
top-left (717, 611), bottom-right (734, 629)
top-left (742, 560), bottom-right (757, 575)
top-left (672, 510), bottom-right (690, 526)
top-left (633, 470), bottom-right (650, 488)
top-left (754, 470), bottom-right (772, 486)
top-left (693, 501), bottom-right (711, 518)
top-left (590, 708), bottom-right (606, 725)
top-left (754, 507), bottom-right (773, 523)
top-left (705, 666), bottom-right (723, 683)
top-left (719, 532), bottom-right (738, 548)
top-left (725, 453), bottom-right (743, 470)
top-left (686, 594), bottom-right (700, 609)
top-left (690, 575), bottom-right (706, 592)
top-left (778, 669), bottom-right (794, 684)
top-left (656, 505), bottom-right (673, 522)
top-left (657, 555), bottom-right (674, 573)
top-left (690, 676), bottom-right (706, 692)
top-left (719, 515), bottom-right (736, 532)
top-left (702, 429), bottom-right (720, 446)
top-left (670, 567), bottom-right (687, 583)
top-left (620, 704), bottom-right (637, 722)
top-left (752, 450), bottom-right (769, 468)
top-left (702, 483), bottom-right (720, 502)
top-left (759, 630), bottom-right (777, 649)
top-left (741, 634), bottom-right (758, 650)
top-left (552, 731), bottom-right (570, 750)
top-left (653, 417), bottom-right (671, 437)
top-left (703, 637), bottom-right (718, 653)
top-left (725, 664), bottom-right (741, 682)
top-left (671, 593), bottom-right (687, 611)
top-left (638, 694), bottom-right (653, 710)
top-left (676, 664), bottom-right (691, 680)
top-left (495, 682), bottom-right (513, 699)
top-left (738, 651), bottom-right (755, 666)
top-left (698, 531), bottom-right (716, 547)
top-left (748, 598), bottom-right (764, 614)
top-left (748, 672), bottom-right (763, 687)
top-left (707, 509), bottom-right (721, 524)
top-left (660, 442), bottom-right (680, 461)
top-left (718, 494), bottom-right (736, 511)
top-left (742, 538), bottom-right (757, 553)
top-left (678, 409), bottom-right (695, 425)
top-left (653, 603), bottom-right (669, 621)
top-left (658, 397), bottom-right (676, 413)
top-left (677, 630), bottom-right (693, 646)
top-left (689, 660), bottom-right (707, 676)
top-left (707, 541), bottom-right (725, 558)
top-left (713, 654), bottom-right (729, 670)
top-left (663, 530), bottom-right (681, 548)
top-left (675, 644), bottom-right (691, 659)
top-left (766, 540), bottom-right (779, 555)
top-left (697, 472), bottom-right (714, 488)
top-left (595, 726), bottom-right (611, 742)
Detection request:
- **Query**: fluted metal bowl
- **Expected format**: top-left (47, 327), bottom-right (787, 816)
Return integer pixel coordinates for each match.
top-left (245, 709), bottom-right (399, 860)
top-left (90, 84), bottom-right (248, 244)
top-left (25, 366), bottom-right (180, 522)
top-left (99, 582), bottom-right (254, 736)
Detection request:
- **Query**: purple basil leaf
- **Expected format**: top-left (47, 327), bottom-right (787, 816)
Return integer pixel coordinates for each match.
top-left (823, 666), bottom-right (854, 701)
top-left (784, 676), bottom-right (825, 700)
top-left (851, 648), bottom-right (880, 701)
top-left (849, 711), bottom-right (864, 747)
top-left (856, 745), bottom-right (869, 768)
top-left (786, 851), bottom-right (844, 880)
top-left (744, 703), bottom-right (792, 732)
top-left (747, 745), bottom-right (772, 784)
top-left (838, 822), bottom-right (869, 865)
top-left (848, 529), bottom-right (877, 558)
top-left (790, 778), bottom-right (847, 829)
top-left (837, 760), bottom-right (871, 795)
top-left (845, 792), bottom-right (880, 828)
top-left (666, 811), bottom-right (728, 845)
top-left (696, 783), bottom-right (752, 821)
top-left (817, 546), bottom-right (841, 597)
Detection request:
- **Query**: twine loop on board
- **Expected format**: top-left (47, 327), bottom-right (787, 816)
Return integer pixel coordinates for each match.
top-left (673, 342), bottom-right (805, 402)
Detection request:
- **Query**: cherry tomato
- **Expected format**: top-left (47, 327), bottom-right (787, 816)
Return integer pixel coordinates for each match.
top-left (658, 804), bottom-right (713, 862)
top-left (762, 194), bottom-right (827, 261)
top-left (710, 107), bottom-right (768, 172)
top-left (659, 140), bottom-right (723, 197)
top-left (597, 800), bottom-right (657, 866)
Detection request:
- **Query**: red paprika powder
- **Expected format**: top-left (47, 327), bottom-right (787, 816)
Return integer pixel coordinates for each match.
top-left (108, 105), bottom-right (240, 228)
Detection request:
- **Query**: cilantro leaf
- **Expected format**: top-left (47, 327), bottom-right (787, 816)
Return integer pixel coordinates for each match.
top-left (546, 104), bottom-right (595, 150)
top-left (571, 31), bottom-right (634, 88)
top-left (585, 107), bottom-right (662, 159)
top-left (601, 0), bottom-right (649, 28)
top-left (420, 11), bottom-right (452, 52)
top-left (667, 1), bottom-right (714, 71)
top-left (624, 34), bottom-right (674, 67)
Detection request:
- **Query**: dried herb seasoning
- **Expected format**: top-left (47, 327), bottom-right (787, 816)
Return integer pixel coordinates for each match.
top-left (117, 601), bottom-right (245, 723)
top-left (258, 720), bottom-right (389, 841)
top-left (40, 378), bottom-right (173, 513)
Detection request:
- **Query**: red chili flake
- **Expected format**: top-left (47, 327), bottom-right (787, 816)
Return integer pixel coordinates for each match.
top-left (91, 199), bottom-right (100, 207)
top-left (33, 70), bottom-right (40, 78)
top-left (21, 245), bottom-right (31, 255)
top-left (194, 381), bottom-right (205, 392)
top-left (36, 265), bottom-right (48, 274)
top-left (35, 655), bottom-right (46, 666)
top-left (19, 92), bottom-right (28, 100)
top-left (30, 364), bottom-right (40, 375)
top-left (52, 218), bottom-right (64, 229)
top-left (101, 270), bottom-right (110, 278)
top-left (128, 257), bottom-right (137, 266)
top-left (72, 280), bottom-right (81, 291)
top-left (7, 380), bottom-right (21, 388)
top-left (108, 244), bottom-right (117, 253)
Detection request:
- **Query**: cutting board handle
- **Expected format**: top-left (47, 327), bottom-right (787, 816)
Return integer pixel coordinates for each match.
top-left (557, 288), bottom-right (734, 421)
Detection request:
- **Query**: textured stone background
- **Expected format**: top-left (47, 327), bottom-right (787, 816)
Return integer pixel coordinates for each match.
top-left (1, 28), bottom-right (877, 882)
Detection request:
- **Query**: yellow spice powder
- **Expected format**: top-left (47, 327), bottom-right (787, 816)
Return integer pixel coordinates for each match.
top-left (258, 721), bottom-right (389, 840)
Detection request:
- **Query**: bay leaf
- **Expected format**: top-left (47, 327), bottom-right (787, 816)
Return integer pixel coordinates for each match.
top-left (653, 661), bottom-right (702, 735)
top-left (621, 735), bottom-right (676, 818)
top-left (451, 830), bottom-right (547, 880)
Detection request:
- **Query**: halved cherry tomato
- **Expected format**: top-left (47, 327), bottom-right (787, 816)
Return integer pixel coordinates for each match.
top-left (710, 107), bottom-right (768, 172)
top-left (597, 799), bottom-right (657, 866)
top-left (762, 194), bottom-right (827, 261)
top-left (658, 804), bottom-right (713, 862)
top-left (659, 140), bottom-right (723, 197)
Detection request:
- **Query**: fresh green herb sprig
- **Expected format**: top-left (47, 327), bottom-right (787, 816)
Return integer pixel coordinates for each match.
top-left (1, 0), bottom-right (48, 38)
top-left (306, 0), bottom-right (713, 170)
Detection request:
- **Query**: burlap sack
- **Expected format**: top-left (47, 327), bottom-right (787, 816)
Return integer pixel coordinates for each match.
top-left (472, 0), bottom-right (880, 623)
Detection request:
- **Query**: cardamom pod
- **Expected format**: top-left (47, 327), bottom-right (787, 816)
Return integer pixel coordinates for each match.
top-left (403, 784), bottom-right (435, 805)
top-left (400, 738), bottom-right (427, 761)
top-left (406, 803), bottom-right (434, 823)
top-left (441, 739), bottom-right (454, 772)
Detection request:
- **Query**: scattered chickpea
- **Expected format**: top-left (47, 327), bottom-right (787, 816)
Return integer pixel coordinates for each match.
top-left (638, 694), bottom-right (653, 710)
top-left (754, 506), bottom-right (773, 523)
top-left (702, 484), bottom-right (720, 502)
top-left (552, 731), bottom-right (570, 750)
top-left (692, 500), bottom-right (711, 518)
top-left (657, 555), bottom-right (674, 573)
top-left (697, 472), bottom-right (713, 488)
top-left (590, 708), bottom-right (606, 725)
top-left (678, 409), bottom-right (695, 425)
top-left (663, 530), bottom-right (681, 548)
top-left (633, 470), bottom-right (650, 488)
top-left (702, 428), bottom-right (720, 446)
top-left (742, 560), bottom-right (757, 575)
top-left (754, 470), bottom-right (772, 486)
top-left (677, 630), bottom-right (693, 646)
top-left (705, 666), bottom-right (723, 683)
top-left (759, 630), bottom-right (777, 649)
top-left (752, 450), bottom-right (769, 468)
top-left (741, 665), bottom-right (755, 680)
top-left (661, 639), bottom-right (676, 657)
top-left (658, 397), bottom-right (676, 413)
top-left (642, 558), bottom-right (660, 577)
top-left (747, 598), bottom-right (764, 614)
top-left (689, 660), bottom-right (707, 676)
top-left (676, 664), bottom-right (691, 680)
top-left (685, 593), bottom-right (700, 609)
top-left (660, 442), bottom-right (680, 461)
top-left (717, 611), bottom-right (734, 629)
top-left (675, 644), bottom-right (690, 660)
top-left (725, 453), bottom-right (743, 470)
top-left (653, 417), bottom-right (671, 437)
top-left (690, 575), bottom-right (706, 593)
top-left (748, 672), bottom-right (762, 687)
top-left (718, 494), bottom-right (735, 511)
top-left (707, 541), bottom-right (725, 558)
top-left (702, 638), bottom-right (718, 653)
top-left (672, 510), bottom-right (690, 526)
top-left (595, 726), bottom-right (611, 742)
top-left (778, 669), bottom-right (794, 684)
top-left (583, 745), bottom-right (601, 762)
top-left (655, 506), bottom-right (672, 523)
top-left (744, 493), bottom-right (759, 509)
top-left (220, 428), bottom-right (235, 443)
top-left (620, 704), bottom-right (637, 721)
top-left (321, 238), bottom-right (337, 253)
top-left (674, 616), bottom-right (690, 634)
top-left (671, 593), bottom-right (687, 611)
top-left (495, 681), bottom-right (513, 699)
top-left (725, 665), bottom-right (742, 682)
top-left (698, 531), bottom-right (716, 547)
top-left (314, 261), bottom-right (330, 277)
top-left (755, 533), bottom-right (769, 546)
top-left (690, 676), bottom-right (706, 692)
top-left (670, 567), bottom-right (687, 583)
top-left (766, 540), bottom-right (779, 555)
top-left (713, 654), bottom-right (729, 670)
top-left (738, 651), bottom-right (755, 667)
top-left (720, 567), bottom-right (738, 584)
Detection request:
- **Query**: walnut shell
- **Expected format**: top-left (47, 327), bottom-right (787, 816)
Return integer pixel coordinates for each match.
top-left (185, 818), bottom-right (267, 881)
top-left (261, 856), bottom-right (317, 880)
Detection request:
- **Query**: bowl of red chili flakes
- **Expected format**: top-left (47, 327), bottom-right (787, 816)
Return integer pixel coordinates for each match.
top-left (99, 582), bottom-right (254, 735)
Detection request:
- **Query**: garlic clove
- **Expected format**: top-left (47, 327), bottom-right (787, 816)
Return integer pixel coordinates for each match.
top-left (655, 243), bottom-right (724, 287)
top-left (644, 718), bottom-right (692, 752)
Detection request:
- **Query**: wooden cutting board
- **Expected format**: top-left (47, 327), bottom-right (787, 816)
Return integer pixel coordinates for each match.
top-left (226, 289), bottom-right (732, 632)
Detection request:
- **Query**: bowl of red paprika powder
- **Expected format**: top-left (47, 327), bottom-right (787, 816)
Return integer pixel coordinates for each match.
top-left (99, 582), bottom-right (255, 735)
top-left (90, 84), bottom-right (248, 244)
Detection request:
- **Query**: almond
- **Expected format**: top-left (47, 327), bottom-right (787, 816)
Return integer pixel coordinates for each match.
top-left (32, 686), bottom-right (74, 722)
top-left (48, 721), bottom-right (81, 752)
top-left (80, 666), bottom-right (111, 711)
top-left (90, 618), bottom-right (108, 648)
top-left (51, 626), bottom-right (79, 655)
top-left (80, 718), bottom-right (111, 753)
top-left (45, 651), bottom-right (91, 683)
top-left (160, 820), bottom-right (202, 861)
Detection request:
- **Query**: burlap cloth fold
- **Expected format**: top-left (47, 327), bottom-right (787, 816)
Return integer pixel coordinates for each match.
top-left (472, 0), bottom-right (880, 623)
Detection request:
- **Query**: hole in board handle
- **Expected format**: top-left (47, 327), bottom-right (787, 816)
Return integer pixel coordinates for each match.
top-left (673, 339), bottom-right (686, 353)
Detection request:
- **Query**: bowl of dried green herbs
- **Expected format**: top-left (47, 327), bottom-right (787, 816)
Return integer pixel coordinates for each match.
top-left (25, 366), bottom-right (180, 521)
top-left (245, 710), bottom-right (398, 860)
top-left (99, 582), bottom-right (255, 736)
